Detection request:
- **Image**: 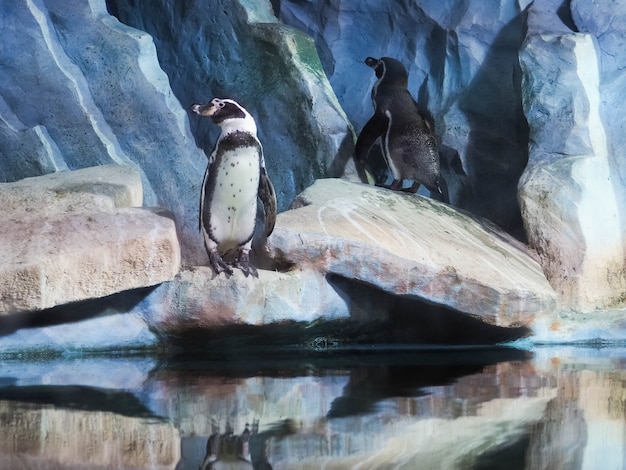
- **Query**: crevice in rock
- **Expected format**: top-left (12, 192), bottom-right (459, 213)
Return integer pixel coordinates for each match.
top-left (0, 287), bottom-right (155, 338)
top-left (160, 274), bottom-right (530, 354)
top-left (328, 274), bottom-right (532, 345)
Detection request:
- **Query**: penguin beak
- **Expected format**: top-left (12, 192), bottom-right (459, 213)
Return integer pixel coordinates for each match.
top-left (191, 103), bottom-right (218, 117)
top-left (365, 57), bottom-right (379, 68)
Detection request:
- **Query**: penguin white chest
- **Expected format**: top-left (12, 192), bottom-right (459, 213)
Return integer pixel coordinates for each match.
top-left (205, 147), bottom-right (260, 251)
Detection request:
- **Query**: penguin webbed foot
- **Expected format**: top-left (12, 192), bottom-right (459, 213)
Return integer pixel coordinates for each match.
top-left (209, 249), bottom-right (233, 276)
top-left (378, 179), bottom-right (404, 191)
top-left (235, 251), bottom-right (258, 278)
top-left (403, 181), bottom-right (420, 193)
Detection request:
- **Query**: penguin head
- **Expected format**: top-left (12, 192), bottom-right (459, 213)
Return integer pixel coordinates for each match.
top-left (192, 98), bottom-right (257, 134)
top-left (365, 57), bottom-right (409, 88)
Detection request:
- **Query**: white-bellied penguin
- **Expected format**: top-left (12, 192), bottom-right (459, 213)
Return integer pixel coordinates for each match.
top-left (192, 98), bottom-right (277, 277)
top-left (355, 56), bottom-right (448, 202)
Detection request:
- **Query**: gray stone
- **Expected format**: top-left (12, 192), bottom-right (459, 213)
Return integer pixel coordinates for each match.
top-left (140, 267), bottom-right (355, 335)
top-left (0, 166), bottom-right (181, 314)
top-left (266, 179), bottom-right (556, 327)
top-left (0, 311), bottom-right (159, 356)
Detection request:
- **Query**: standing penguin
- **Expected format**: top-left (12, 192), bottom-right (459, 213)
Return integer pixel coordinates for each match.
top-left (192, 98), bottom-right (277, 278)
top-left (355, 56), bottom-right (448, 201)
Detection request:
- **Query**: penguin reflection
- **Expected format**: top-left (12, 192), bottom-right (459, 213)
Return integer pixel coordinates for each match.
top-left (199, 420), bottom-right (277, 470)
top-left (199, 421), bottom-right (252, 470)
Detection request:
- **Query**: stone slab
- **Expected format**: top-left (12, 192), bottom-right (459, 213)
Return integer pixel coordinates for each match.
top-left (267, 179), bottom-right (557, 327)
top-left (0, 166), bottom-right (180, 314)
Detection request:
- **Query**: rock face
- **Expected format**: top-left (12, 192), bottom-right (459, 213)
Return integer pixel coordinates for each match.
top-left (518, 0), bottom-right (626, 312)
top-left (0, 165), bottom-right (180, 314)
top-left (0, 0), bottom-right (207, 265)
top-left (109, 0), bottom-right (357, 214)
top-left (266, 179), bottom-right (556, 327)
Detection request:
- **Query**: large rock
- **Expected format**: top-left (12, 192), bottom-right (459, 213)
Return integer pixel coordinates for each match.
top-left (277, 0), bottom-right (530, 233)
top-left (266, 179), bottom-right (556, 327)
top-left (518, 0), bottom-right (626, 312)
top-left (0, 165), bottom-right (180, 314)
top-left (141, 267), bottom-right (355, 335)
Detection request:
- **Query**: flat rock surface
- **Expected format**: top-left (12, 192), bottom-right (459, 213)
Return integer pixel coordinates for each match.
top-left (0, 166), bottom-right (180, 314)
top-left (141, 266), bottom-right (354, 334)
top-left (267, 179), bottom-right (556, 327)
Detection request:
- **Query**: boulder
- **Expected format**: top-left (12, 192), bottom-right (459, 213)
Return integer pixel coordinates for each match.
top-left (0, 165), bottom-right (180, 314)
top-left (265, 179), bottom-right (556, 327)
top-left (0, 0), bottom-right (208, 265)
top-left (518, 1), bottom-right (626, 312)
top-left (141, 267), bottom-right (354, 335)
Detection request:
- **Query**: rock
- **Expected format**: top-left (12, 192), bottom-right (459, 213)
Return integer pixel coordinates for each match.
top-left (266, 179), bottom-right (556, 327)
top-left (0, 165), bottom-right (181, 314)
top-left (276, 0), bottom-right (530, 233)
top-left (0, 306), bottom-right (159, 356)
top-left (518, 2), bottom-right (626, 312)
top-left (1, 164), bottom-right (143, 214)
top-left (0, 0), bottom-right (208, 265)
top-left (141, 267), bottom-right (354, 335)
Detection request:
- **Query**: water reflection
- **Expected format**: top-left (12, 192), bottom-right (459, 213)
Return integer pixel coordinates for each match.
top-left (0, 346), bottom-right (624, 469)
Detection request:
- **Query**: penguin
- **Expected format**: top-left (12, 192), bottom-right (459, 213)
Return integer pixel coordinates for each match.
top-left (355, 56), bottom-right (448, 202)
top-left (199, 424), bottom-right (252, 470)
top-left (192, 98), bottom-right (277, 278)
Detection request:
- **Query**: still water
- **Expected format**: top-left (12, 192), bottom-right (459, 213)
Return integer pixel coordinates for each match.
top-left (0, 345), bottom-right (624, 469)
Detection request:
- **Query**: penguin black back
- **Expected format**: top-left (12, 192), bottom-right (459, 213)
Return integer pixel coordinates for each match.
top-left (356, 57), bottom-right (448, 202)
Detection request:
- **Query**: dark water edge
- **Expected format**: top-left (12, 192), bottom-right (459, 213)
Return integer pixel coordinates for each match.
top-left (0, 344), bottom-right (625, 469)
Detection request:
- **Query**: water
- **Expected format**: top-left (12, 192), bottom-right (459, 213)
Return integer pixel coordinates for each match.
top-left (0, 345), bottom-right (624, 469)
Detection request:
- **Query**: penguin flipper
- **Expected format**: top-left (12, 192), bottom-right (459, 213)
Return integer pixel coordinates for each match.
top-left (199, 154), bottom-right (217, 232)
top-left (258, 168), bottom-right (277, 237)
top-left (355, 113), bottom-right (388, 163)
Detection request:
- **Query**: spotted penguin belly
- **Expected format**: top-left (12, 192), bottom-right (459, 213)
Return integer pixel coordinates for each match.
top-left (205, 148), bottom-right (260, 252)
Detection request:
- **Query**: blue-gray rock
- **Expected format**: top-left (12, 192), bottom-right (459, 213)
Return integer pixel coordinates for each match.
top-left (110, 0), bottom-right (357, 213)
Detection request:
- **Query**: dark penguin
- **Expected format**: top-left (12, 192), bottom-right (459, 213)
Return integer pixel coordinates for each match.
top-left (192, 98), bottom-right (277, 277)
top-left (355, 56), bottom-right (447, 201)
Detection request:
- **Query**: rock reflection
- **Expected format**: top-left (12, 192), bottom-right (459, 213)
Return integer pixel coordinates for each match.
top-left (0, 400), bottom-right (179, 469)
top-left (0, 347), bottom-right (625, 469)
